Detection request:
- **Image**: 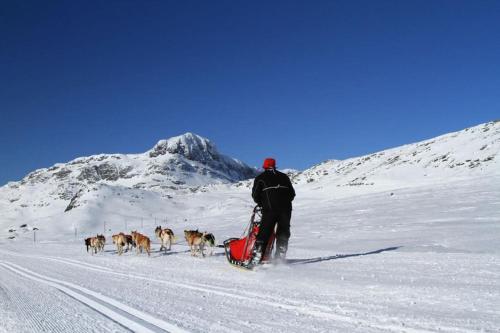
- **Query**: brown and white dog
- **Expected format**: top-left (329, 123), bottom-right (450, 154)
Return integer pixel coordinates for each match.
top-left (131, 231), bottom-right (151, 256)
top-left (96, 234), bottom-right (106, 252)
top-left (87, 235), bottom-right (105, 255)
top-left (112, 233), bottom-right (127, 255)
top-left (184, 230), bottom-right (205, 257)
top-left (155, 226), bottom-right (175, 252)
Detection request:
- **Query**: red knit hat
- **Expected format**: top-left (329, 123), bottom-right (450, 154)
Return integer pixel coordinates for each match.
top-left (262, 158), bottom-right (276, 169)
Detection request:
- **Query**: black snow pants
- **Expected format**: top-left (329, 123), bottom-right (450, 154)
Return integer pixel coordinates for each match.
top-left (256, 209), bottom-right (292, 252)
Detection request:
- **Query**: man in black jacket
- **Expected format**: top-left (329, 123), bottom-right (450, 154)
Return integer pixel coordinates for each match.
top-left (251, 158), bottom-right (295, 266)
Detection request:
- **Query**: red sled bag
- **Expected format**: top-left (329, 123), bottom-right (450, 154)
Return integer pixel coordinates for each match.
top-left (224, 206), bottom-right (275, 269)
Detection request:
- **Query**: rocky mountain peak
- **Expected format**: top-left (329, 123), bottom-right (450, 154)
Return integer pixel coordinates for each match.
top-left (149, 133), bottom-right (220, 162)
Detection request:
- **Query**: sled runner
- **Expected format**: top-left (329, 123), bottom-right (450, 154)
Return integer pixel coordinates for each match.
top-left (223, 206), bottom-right (275, 270)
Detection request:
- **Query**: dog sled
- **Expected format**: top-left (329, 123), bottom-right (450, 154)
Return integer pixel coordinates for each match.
top-left (223, 206), bottom-right (275, 270)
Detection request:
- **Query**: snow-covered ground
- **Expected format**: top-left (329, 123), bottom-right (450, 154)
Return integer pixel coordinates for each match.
top-left (1, 174), bottom-right (499, 332)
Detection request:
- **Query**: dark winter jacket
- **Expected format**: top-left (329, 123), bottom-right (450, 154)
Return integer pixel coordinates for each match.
top-left (252, 169), bottom-right (295, 212)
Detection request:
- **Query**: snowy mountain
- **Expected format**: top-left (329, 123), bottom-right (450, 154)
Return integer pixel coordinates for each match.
top-left (0, 133), bottom-right (257, 236)
top-left (0, 121), bottom-right (498, 239)
top-left (15, 132), bottom-right (256, 189)
top-left (292, 120), bottom-right (499, 188)
top-left (0, 122), bottom-right (499, 333)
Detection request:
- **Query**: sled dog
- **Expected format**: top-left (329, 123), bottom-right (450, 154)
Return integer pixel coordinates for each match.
top-left (96, 234), bottom-right (106, 252)
top-left (202, 232), bottom-right (216, 256)
top-left (88, 236), bottom-right (104, 255)
top-left (131, 231), bottom-right (151, 256)
top-left (84, 237), bottom-right (91, 252)
top-left (184, 230), bottom-right (206, 257)
top-left (112, 233), bottom-right (127, 255)
top-left (124, 234), bottom-right (135, 251)
top-left (155, 226), bottom-right (175, 252)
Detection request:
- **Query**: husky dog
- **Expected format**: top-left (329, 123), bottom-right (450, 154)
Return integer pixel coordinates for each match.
top-left (131, 231), bottom-right (151, 256)
top-left (154, 226), bottom-right (161, 239)
top-left (84, 237), bottom-right (91, 252)
top-left (184, 230), bottom-right (204, 256)
top-left (155, 226), bottom-right (176, 252)
top-left (88, 236), bottom-right (104, 255)
top-left (112, 233), bottom-right (127, 255)
top-left (125, 234), bottom-right (135, 251)
top-left (96, 234), bottom-right (106, 252)
top-left (202, 232), bottom-right (216, 256)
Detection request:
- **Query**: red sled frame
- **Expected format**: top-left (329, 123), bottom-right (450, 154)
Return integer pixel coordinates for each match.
top-left (224, 206), bottom-right (275, 269)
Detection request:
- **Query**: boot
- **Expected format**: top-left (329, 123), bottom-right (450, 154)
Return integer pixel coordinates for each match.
top-left (249, 241), bottom-right (264, 268)
top-left (274, 242), bottom-right (288, 264)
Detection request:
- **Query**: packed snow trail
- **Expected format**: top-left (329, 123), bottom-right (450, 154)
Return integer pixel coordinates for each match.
top-left (0, 263), bottom-right (126, 333)
top-left (0, 253), bottom-right (415, 332)
top-left (1, 177), bottom-right (499, 332)
top-left (0, 261), bottom-right (190, 333)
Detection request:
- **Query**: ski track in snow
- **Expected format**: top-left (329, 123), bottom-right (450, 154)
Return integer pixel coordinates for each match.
top-left (0, 247), bottom-right (492, 333)
top-left (0, 260), bottom-right (190, 333)
top-left (36, 257), bottom-right (469, 333)
top-left (1, 175), bottom-right (500, 332)
top-left (2, 250), bottom-right (366, 331)
top-left (0, 263), bottom-right (126, 333)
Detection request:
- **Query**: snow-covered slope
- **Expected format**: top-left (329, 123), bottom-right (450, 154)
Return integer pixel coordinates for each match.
top-left (12, 132), bottom-right (256, 189)
top-left (0, 132), bottom-right (257, 237)
top-left (0, 121), bottom-right (498, 240)
top-left (293, 121), bottom-right (499, 188)
top-left (0, 168), bottom-right (499, 333)
top-left (0, 121), bottom-right (499, 332)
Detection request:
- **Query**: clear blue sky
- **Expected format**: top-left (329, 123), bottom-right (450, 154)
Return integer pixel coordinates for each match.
top-left (1, 1), bottom-right (499, 185)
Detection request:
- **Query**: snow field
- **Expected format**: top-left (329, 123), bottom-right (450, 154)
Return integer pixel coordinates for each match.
top-left (1, 175), bottom-right (499, 332)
